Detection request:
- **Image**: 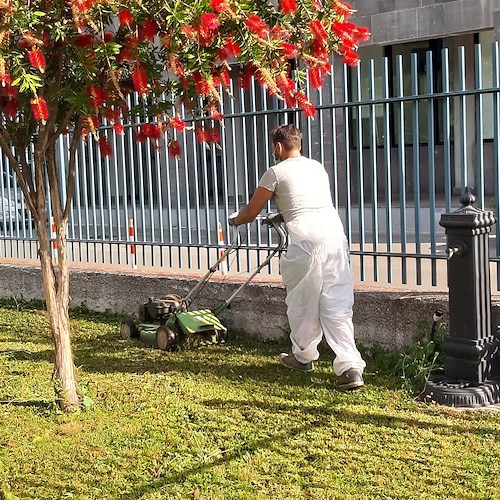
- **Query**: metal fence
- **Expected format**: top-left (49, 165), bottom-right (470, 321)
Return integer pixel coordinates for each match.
top-left (2, 42), bottom-right (500, 290)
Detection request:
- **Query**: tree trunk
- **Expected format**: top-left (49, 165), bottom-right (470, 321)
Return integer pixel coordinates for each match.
top-left (37, 217), bottom-right (80, 411)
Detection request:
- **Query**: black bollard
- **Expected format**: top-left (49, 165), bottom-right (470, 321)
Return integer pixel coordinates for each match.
top-left (423, 187), bottom-right (500, 407)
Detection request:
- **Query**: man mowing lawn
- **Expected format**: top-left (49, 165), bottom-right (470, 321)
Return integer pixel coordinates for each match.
top-left (229, 124), bottom-right (365, 391)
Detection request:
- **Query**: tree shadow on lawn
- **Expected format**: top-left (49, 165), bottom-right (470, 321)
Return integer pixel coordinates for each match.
top-left (116, 397), bottom-right (499, 499)
top-left (0, 348), bottom-right (53, 363)
top-left (117, 418), bottom-right (328, 500)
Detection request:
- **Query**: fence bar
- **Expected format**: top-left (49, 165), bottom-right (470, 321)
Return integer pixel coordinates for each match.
top-left (475, 44), bottom-right (485, 209)
top-left (426, 51), bottom-right (438, 287)
top-left (411, 53), bottom-right (422, 286)
top-left (396, 55), bottom-right (408, 284)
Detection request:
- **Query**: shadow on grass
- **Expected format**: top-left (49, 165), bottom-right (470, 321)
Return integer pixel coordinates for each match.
top-left (0, 399), bottom-right (54, 410)
top-left (0, 348), bottom-right (53, 363)
top-left (118, 419), bottom-right (321, 500)
top-left (117, 396), bottom-right (500, 499)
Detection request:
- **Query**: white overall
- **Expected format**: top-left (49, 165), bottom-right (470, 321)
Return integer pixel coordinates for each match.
top-left (258, 156), bottom-right (366, 375)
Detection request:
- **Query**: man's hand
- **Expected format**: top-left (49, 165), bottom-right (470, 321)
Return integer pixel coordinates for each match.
top-left (228, 211), bottom-right (240, 226)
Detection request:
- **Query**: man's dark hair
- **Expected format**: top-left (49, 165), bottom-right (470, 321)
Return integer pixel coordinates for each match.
top-left (272, 124), bottom-right (302, 151)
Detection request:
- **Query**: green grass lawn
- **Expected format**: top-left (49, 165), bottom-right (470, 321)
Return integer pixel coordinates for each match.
top-left (0, 302), bottom-right (498, 500)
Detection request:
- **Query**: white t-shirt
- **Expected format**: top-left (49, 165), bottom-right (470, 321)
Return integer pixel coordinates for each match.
top-left (258, 156), bottom-right (345, 245)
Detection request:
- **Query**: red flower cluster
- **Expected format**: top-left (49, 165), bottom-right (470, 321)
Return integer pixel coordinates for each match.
top-left (244, 14), bottom-right (269, 38)
top-left (211, 0), bottom-right (231, 15)
top-left (331, 20), bottom-right (370, 66)
top-left (281, 42), bottom-right (298, 59)
top-left (86, 85), bottom-right (103, 109)
top-left (139, 18), bottom-right (158, 42)
top-left (131, 69), bottom-right (149, 96)
top-left (168, 139), bottom-right (182, 158)
top-left (280, 0), bottom-right (297, 15)
top-left (333, 0), bottom-right (354, 18)
top-left (99, 136), bottom-right (112, 157)
top-left (119, 9), bottom-right (133, 27)
top-left (30, 96), bottom-right (49, 124)
top-left (28, 49), bottom-right (46, 73)
top-left (169, 116), bottom-right (185, 132)
top-left (0, 58), bottom-right (10, 87)
top-left (4, 98), bottom-right (18, 118)
top-left (218, 37), bottom-right (240, 60)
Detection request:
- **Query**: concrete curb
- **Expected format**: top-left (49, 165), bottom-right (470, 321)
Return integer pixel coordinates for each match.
top-left (2, 263), bottom-right (500, 350)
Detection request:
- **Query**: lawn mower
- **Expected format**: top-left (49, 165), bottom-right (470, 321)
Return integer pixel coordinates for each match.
top-left (119, 212), bottom-right (286, 351)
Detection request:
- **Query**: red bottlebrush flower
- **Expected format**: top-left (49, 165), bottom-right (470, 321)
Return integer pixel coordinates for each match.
top-left (309, 20), bottom-right (328, 42)
top-left (195, 125), bottom-right (208, 143)
top-left (30, 96), bottom-right (49, 123)
top-left (193, 73), bottom-right (210, 96)
top-left (207, 127), bottom-right (221, 143)
top-left (283, 91), bottom-right (297, 108)
top-left (113, 123), bottom-right (124, 135)
top-left (295, 92), bottom-right (316, 118)
top-left (353, 25), bottom-right (370, 42)
top-left (219, 37), bottom-right (240, 60)
top-left (200, 13), bottom-right (220, 31)
top-left (280, 0), bottom-right (297, 14)
top-left (124, 34), bottom-right (139, 49)
top-left (103, 32), bottom-right (113, 43)
top-left (131, 69), bottom-right (149, 96)
top-left (140, 123), bottom-right (162, 141)
top-left (308, 66), bottom-right (323, 89)
top-left (4, 98), bottom-right (18, 118)
top-left (135, 131), bottom-right (147, 143)
top-left (139, 18), bottom-right (158, 41)
top-left (168, 139), bottom-right (181, 158)
top-left (276, 73), bottom-right (295, 93)
top-left (343, 50), bottom-right (359, 66)
top-left (28, 49), bottom-right (46, 73)
top-left (244, 14), bottom-right (269, 38)
top-left (238, 66), bottom-right (253, 90)
top-left (86, 86), bottom-right (102, 109)
top-left (211, 0), bottom-right (230, 14)
top-left (74, 34), bottom-right (94, 47)
top-left (311, 39), bottom-right (329, 61)
top-left (333, 0), bottom-right (354, 18)
top-left (169, 116), bottom-right (185, 132)
top-left (206, 105), bottom-right (224, 121)
top-left (219, 67), bottom-right (230, 87)
top-left (0, 58), bottom-right (10, 87)
top-left (99, 136), bottom-right (112, 157)
top-left (119, 9), bottom-right (133, 27)
top-left (117, 48), bottom-right (134, 62)
top-left (281, 42), bottom-right (298, 59)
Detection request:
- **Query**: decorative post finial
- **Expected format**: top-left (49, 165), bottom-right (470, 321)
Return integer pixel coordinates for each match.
top-left (460, 186), bottom-right (476, 208)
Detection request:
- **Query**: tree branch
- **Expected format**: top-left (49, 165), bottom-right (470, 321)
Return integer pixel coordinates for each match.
top-left (0, 128), bottom-right (37, 216)
top-left (63, 117), bottom-right (83, 221)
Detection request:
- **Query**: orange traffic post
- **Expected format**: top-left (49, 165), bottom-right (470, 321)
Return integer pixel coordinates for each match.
top-left (128, 218), bottom-right (137, 269)
top-left (51, 217), bottom-right (58, 264)
top-left (217, 222), bottom-right (228, 276)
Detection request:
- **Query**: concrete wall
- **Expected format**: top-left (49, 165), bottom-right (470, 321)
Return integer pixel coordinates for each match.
top-left (351, 0), bottom-right (498, 45)
top-left (4, 263), bottom-right (499, 352)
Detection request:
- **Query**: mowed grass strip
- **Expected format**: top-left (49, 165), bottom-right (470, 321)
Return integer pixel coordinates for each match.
top-left (0, 303), bottom-right (498, 500)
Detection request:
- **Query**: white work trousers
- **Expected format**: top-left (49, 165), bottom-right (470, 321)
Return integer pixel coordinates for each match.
top-left (280, 239), bottom-right (366, 376)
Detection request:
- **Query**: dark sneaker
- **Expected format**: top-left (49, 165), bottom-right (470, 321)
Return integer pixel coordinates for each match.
top-left (279, 353), bottom-right (314, 372)
top-left (336, 369), bottom-right (364, 391)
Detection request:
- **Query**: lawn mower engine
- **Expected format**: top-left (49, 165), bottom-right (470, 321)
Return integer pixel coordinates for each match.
top-left (139, 294), bottom-right (187, 323)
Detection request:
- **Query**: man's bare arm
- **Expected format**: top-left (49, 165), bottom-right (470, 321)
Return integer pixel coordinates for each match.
top-left (234, 187), bottom-right (273, 225)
